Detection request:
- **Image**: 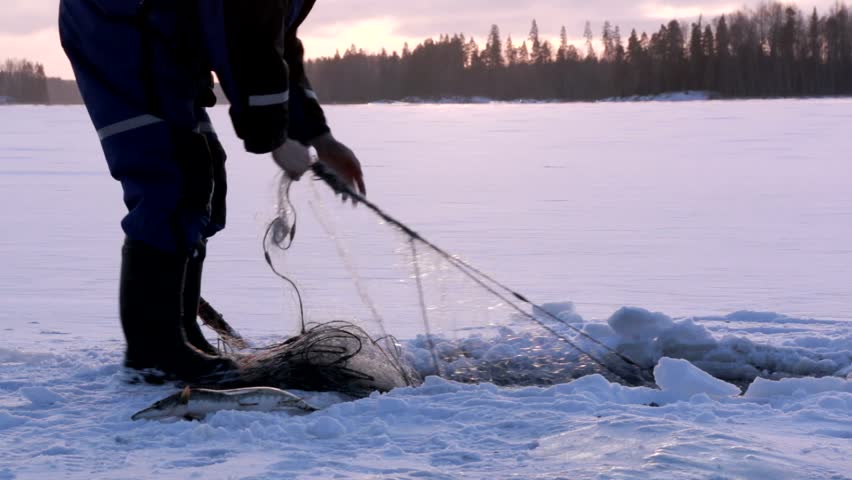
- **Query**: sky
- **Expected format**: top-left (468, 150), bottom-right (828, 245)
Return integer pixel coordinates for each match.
top-left (0, 0), bottom-right (840, 79)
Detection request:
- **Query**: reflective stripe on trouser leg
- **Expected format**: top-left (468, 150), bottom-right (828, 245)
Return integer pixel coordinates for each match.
top-left (248, 91), bottom-right (289, 107)
top-left (98, 115), bottom-right (164, 141)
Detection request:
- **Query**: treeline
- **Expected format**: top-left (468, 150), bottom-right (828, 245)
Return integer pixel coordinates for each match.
top-left (0, 59), bottom-right (49, 104)
top-left (306, 2), bottom-right (852, 102)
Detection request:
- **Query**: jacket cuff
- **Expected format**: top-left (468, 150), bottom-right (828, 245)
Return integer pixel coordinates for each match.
top-left (301, 124), bottom-right (331, 144)
top-left (230, 104), bottom-right (289, 154)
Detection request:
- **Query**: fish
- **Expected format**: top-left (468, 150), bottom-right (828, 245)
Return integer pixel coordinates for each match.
top-left (131, 386), bottom-right (319, 421)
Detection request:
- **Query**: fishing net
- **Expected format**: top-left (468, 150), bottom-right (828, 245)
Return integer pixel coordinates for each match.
top-left (199, 164), bottom-right (654, 397)
top-left (233, 322), bottom-right (418, 398)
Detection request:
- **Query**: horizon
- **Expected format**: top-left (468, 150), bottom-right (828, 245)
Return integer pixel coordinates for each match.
top-left (0, 0), bottom-right (844, 79)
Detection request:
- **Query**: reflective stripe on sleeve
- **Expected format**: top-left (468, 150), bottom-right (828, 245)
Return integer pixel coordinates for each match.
top-left (248, 91), bottom-right (289, 107)
top-left (304, 89), bottom-right (319, 101)
top-left (97, 115), bottom-right (164, 141)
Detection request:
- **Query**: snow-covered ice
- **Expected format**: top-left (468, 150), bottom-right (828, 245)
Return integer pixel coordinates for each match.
top-left (653, 357), bottom-right (742, 397)
top-left (372, 90), bottom-right (717, 105)
top-left (1, 348), bottom-right (849, 479)
top-left (1, 100), bottom-right (851, 478)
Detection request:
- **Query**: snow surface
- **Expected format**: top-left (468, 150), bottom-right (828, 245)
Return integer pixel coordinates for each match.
top-left (372, 91), bottom-right (717, 104)
top-left (0, 351), bottom-right (849, 479)
top-left (374, 96), bottom-right (495, 105)
top-left (1, 101), bottom-right (852, 478)
top-left (653, 357), bottom-right (742, 397)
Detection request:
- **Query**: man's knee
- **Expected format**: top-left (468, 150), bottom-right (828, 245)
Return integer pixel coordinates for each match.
top-left (109, 127), bottom-right (220, 254)
top-left (120, 175), bottom-right (200, 254)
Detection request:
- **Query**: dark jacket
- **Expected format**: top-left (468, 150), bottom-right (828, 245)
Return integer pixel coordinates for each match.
top-left (60, 0), bottom-right (329, 154)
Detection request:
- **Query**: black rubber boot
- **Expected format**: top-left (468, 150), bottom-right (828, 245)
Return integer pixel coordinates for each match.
top-left (119, 238), bottom-right (238, 384)
top-left (183, 241), bottom-right (220, 355)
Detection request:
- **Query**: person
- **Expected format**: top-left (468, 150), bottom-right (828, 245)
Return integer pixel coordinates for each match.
top-left (58, 0), bottom-right (365, 382)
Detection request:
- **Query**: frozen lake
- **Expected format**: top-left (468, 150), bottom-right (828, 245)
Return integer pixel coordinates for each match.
top-left (1, 99), bottom-right (851, 345)
top-left (1, 100), bottom-right (851, 480)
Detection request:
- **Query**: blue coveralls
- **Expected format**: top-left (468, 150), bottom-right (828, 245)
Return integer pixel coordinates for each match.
top-left (59, 0), bottom-right (329, 254)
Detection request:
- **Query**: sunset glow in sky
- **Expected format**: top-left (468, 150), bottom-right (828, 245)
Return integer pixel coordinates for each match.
top-left (0, 0), bottom-right (840, 79)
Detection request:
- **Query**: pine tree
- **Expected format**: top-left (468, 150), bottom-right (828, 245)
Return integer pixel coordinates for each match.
top-left (627, 29), bottom-right (643, 63)
top-left (702, 25), bottom-right (715, 57)
top-left (467, 37), bottom-right (482, 68)
top-left (558, 26), bottom-right (569, 62)
top-left (689, 19), bottom-right (705, 89)
top-left (540, 40), bottom-right (554, 64)
top-left (564, 45), bottom-right (580, 61)
top-left (34, 63), bottom-right (48, 103)
top-left (602, 21), bottom-right (615, 62)
top-left (806, 7), bottom-right (821, 92)
top-left (780, 7), bottom-right (798, 93)
top-left (808, 8), bottom-right (821, 62)
top-left (584, 21), bottom-right (597, 61)
top-left (833, 5), bottom-right (851, 94)
top-left (702, 24), bottom-right (716, 90)
top-left (529, 20), bottom-right (543, 64)
top-left (715, 15), bottom-right (731, 93)
top-left (626, 29), bottom-right (645, 93)
top-left (505, 35), bottom-right (518, 66)
top-left (614, 26), bottom-right (625, 63)
top-left (484, 24), bottom-right (504, 68)
top-left (666, 20), bottom-right (686, 90)
top-left (518, 41), bottom-right (530, 64)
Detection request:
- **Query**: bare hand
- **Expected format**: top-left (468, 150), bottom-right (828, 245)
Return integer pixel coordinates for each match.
top-left (311, 133), bottom-right (366, 197)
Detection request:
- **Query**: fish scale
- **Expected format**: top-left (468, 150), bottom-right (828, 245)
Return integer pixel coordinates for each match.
top-left (132, 386), bottom-right (318, 421)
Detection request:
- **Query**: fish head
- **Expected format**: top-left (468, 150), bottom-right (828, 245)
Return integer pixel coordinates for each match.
top-left (131, 387), bottom-right (191, 421)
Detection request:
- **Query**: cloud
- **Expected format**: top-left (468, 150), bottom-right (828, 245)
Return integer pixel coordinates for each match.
top-left (640, 2), bottom-right (741, 20)
top-left (301, 17), bottom-right (423, 58)
top-left (0, 0), bottom-right (58, 35)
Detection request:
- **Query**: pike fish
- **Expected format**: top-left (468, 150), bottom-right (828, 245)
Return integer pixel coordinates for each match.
top-left (131, 386), bottom-right (318, 421)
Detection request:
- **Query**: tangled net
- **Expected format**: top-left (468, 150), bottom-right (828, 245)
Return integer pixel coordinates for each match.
top-left (204, 319), bottom-right (420, 398)
top-left (239, 322), bottom-right (420, 397)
